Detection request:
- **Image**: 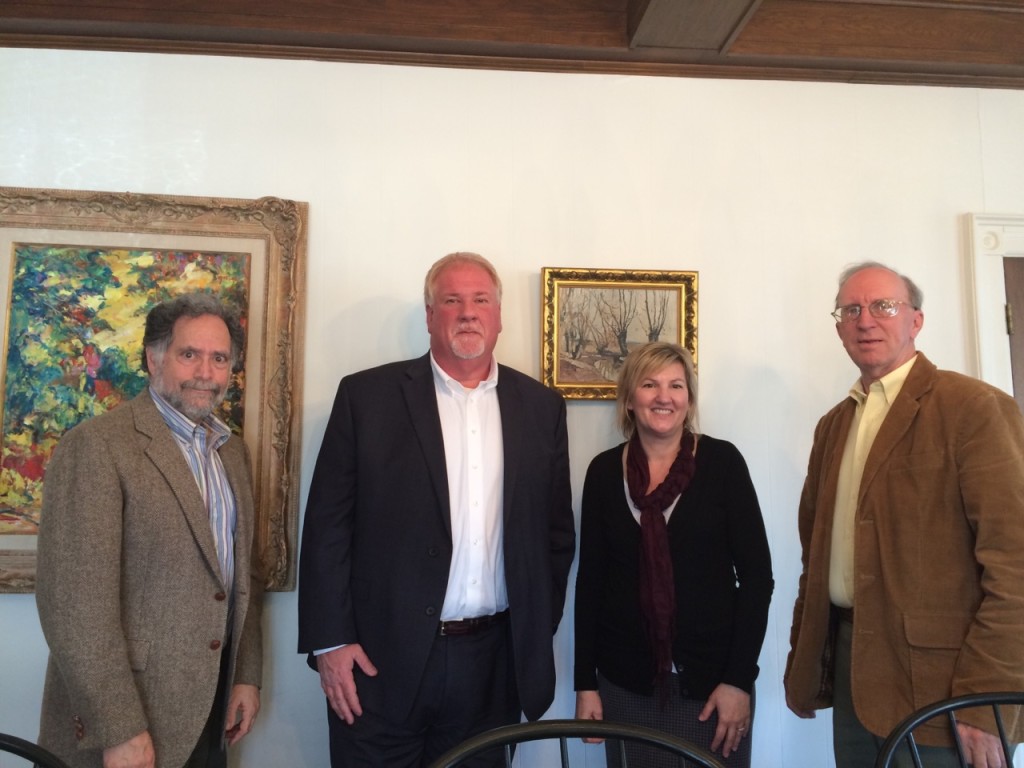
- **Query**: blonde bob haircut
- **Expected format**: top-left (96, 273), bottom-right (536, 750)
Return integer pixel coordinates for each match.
top-left (423, 251), bottom-right (503, 306)
top-left (616, 341), bottom-right (699, 439)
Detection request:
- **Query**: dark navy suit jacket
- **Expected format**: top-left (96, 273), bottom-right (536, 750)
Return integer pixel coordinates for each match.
top-left (298, 353), bottom-right (575, 721)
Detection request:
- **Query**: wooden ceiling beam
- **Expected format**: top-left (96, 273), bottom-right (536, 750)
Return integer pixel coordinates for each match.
top-left (0, 0), bottom-right (1022, 88)
top-left (628, 0), bottom-right (761, 52)
top-left (732, 0), bottom-right (1024, 66)
top-left (0, 1), bottom-right (626, 47)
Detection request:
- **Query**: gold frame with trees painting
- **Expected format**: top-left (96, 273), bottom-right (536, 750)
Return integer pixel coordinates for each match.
top-left (541, 267), bottom-right (698, 400)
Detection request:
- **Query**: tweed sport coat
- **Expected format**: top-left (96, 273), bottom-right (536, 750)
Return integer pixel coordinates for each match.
top-left (784, 354), bottom-right (1024, 745)
top-left (36, 389), bottom-right (263, 768)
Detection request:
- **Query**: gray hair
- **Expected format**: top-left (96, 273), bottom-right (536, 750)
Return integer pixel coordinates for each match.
top-left (423, 252), bottom-right (503, 306)
top-left (141, 292), bottom-right (245, 373)
top-left (835, 261), bottom-right (923, 310)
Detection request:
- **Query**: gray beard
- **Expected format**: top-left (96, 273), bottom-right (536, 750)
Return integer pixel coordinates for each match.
top-left (153, 381), bottom-right (226, 423)
top-left (450, 337), bottom-right (485, 360)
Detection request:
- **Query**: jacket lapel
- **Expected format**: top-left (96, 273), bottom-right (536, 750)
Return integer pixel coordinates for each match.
top-left (401, 355), bottom-right (453, 535)
top-left (496, 365), bottom-right (522, 525)
top-left (858, 354), bottom-right (935, 502)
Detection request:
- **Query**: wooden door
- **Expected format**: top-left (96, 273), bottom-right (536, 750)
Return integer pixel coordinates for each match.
top-left (1002, 256), bottom-right (1024, 415)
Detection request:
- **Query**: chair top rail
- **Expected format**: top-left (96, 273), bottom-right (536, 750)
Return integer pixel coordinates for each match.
top-left (0, 732), bottom-right (73, 768)
top-left (889, 692), bottom-right (1024, 733)
top-left (874, 692), bottom-right (1024, 768)
top-left (429, 719), bottom-right (726, 768)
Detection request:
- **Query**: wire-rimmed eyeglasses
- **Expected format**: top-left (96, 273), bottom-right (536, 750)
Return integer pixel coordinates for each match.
top-left (831, 299), bottom-right (914, 323)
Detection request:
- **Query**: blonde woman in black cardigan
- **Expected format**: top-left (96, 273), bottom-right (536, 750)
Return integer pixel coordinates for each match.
top-left (574, 342), bottom-right (773, 768)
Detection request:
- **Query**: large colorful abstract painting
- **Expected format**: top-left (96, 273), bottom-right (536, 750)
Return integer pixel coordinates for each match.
top-left (0, 187), bottom-right (308, 593)
top-left (0, 245), bottom-right (250, 535)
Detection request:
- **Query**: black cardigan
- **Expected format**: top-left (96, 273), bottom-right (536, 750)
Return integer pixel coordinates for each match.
top-left (573, 435), bottom-right (774, 700)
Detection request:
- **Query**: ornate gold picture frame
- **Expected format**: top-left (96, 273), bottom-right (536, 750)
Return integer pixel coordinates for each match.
top-left (541, 267), bottom-right (698, 400)
top-left (0, 187), bottom-right (307, 592)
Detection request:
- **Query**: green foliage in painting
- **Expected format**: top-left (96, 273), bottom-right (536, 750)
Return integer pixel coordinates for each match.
top-left (0, 245), bottom-right (250, 534)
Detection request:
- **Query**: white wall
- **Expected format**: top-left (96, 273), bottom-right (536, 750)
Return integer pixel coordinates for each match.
top-left (1, 47), bottom-right (1023, 768)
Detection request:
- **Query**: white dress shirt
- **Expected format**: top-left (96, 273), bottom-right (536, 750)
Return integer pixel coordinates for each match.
top-left (430, 352), bottom-right (507, 621)
top-left (314, 354), bottom-right (508, 656)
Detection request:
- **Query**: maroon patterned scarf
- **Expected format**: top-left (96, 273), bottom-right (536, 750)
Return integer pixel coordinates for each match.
top-left (625, 429), bottom-right (697, 702)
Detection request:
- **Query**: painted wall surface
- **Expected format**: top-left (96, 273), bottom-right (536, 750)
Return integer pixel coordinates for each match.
top-left (1, 47), bottom-right (1023, 768)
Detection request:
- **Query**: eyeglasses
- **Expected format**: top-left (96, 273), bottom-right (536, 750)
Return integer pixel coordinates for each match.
top-left (831, 299), bottom-right (914, 323)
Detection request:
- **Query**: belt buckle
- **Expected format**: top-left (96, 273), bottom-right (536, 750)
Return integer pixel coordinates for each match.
top-left (439, 618), bottom-right (465, 637)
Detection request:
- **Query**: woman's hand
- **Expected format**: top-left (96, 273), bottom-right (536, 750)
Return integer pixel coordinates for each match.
top-left (699, 683), bottom-right (751, 758)
top-left (575, 690), bottom-right (605, 744)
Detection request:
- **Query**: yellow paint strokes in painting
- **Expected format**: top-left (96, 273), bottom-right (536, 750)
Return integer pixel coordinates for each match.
top-left (181, 260), bottom-right (217, 288)
top-left (92, 250), bottom-right (151, 353)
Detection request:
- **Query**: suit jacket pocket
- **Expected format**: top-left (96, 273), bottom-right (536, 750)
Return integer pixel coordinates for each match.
top-left (903, 612), bottom-right (971, 708)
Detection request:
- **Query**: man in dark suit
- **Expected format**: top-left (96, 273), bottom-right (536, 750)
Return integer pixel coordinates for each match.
top-left (36, 293), bottom-right (263, 768)
top-left (298, 252), bottom-right (576, 767)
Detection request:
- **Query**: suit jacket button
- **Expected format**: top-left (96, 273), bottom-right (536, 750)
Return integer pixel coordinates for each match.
top-left (425, 606), bottom-right (436, 617)
top-left (427, 546), bottom-right (439, 557)
top-left (214, 591), bottom-right (227, 601)
top-left (210, 639), bottom-right (222, 650)
top-left (72, 715), bottom-right (85, 740)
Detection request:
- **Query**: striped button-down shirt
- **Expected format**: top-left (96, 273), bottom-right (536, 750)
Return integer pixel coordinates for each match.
top-left (150, 387), bottom-right (237, 590)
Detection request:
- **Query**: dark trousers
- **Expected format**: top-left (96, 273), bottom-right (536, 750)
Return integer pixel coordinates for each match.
top-left (328, 621), bottom-right (520, 768)
top-left (183, 645), bottom-right (231, 768)
top-left (598, 672), bottom-right (753, 768)
top-left (833, 616), bottom-right (963, 768)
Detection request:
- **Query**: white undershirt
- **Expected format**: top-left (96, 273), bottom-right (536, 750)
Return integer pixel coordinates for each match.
top-left (623, 478), bottom-right (681, 524)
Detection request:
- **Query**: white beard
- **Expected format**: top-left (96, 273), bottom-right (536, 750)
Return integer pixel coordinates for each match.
top-left (450, 333), bottom-right (485, 360)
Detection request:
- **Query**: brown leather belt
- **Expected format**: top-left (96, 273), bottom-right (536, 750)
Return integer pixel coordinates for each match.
top-left (438, 609), bottom-right (509, 637)
top-left (835, 605), bottom-right (854, 624)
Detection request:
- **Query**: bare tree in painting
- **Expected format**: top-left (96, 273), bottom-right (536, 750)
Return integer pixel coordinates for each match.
top-left (560, 286), bottom-right (590, 360)
top-left (558, 286), bottom-right (572, 352)
top-left (640, 290), bottom-right (670, 342)
top-left (585, 305), bottom-right (611, 355)
top-left (596, 288), bottom-right (638, 357)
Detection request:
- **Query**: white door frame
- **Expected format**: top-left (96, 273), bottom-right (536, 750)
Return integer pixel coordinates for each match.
top-left (964, 213), bottom-right (1024, 395)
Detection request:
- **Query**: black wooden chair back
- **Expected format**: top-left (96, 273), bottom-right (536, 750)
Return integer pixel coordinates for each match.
top-left (874, 691), bottom-right (1024, 768)
top-left (0, 732), bottom-right (72, 768)
top-left (429, 718), bottom-right (727, 768)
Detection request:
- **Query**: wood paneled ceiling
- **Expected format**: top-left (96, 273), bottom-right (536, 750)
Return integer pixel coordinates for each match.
top-left (2, 0), bottom-right (1023, 88)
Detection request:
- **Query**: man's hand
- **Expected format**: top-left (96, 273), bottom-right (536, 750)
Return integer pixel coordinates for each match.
top-left (574, 690), bottom-right (605, 744)
top-left (957, 722), bottom-right (1007, 768)
top-left (102, 730), bottom-right (154, 768)
top-left (699, 683), bottom-right (751, 758)
top-left (225, 683), bottom-right (261, 745)
top-left (317, 644), bottom-right (378, 725)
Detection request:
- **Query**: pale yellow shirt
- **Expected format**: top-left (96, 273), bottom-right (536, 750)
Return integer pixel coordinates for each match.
top-left (829, 354), bottom-right (917, 607)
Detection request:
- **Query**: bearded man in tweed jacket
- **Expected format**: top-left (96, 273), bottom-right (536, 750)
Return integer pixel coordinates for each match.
top-left (36, 293), bottom-right (263, 768)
